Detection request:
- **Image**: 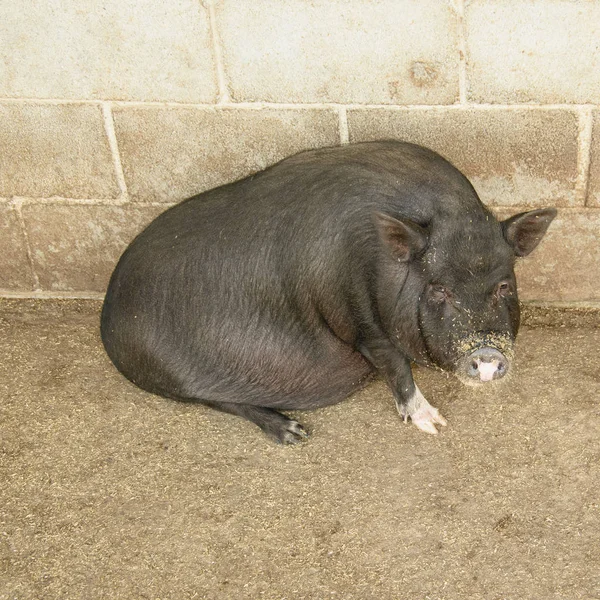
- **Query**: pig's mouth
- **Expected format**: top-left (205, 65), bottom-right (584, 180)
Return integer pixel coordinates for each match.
top-left (453, 333), bottom-right (514, 386)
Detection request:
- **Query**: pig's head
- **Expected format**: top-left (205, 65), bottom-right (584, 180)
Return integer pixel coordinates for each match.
top-left (376, 207), bottom-right (557, 384)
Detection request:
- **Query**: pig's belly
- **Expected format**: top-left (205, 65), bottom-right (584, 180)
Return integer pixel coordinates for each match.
top-left (142, 329), bottom-right (375, 410)
top-left (237, 347), bottom-right (375, 410)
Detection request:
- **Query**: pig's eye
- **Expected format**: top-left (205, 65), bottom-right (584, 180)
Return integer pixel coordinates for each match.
top-left (496, 281), bottom-right (511, 297)
top-left (429, 284), bottom-right (451, 304)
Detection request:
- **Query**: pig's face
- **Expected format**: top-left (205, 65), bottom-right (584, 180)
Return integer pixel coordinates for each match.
top-left (376, 207), bottom-right (557, 384)
top-left (417, 248), bottom-right (520, 385)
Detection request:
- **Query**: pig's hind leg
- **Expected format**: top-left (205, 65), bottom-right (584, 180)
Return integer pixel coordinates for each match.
top-left (201, 400), bottom-right (309, 445)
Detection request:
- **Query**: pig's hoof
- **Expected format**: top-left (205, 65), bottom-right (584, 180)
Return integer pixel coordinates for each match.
top-left (408, 404), bottom-right (447, 435)
top-left (397, 385), bottom-right (447, 435)
top-left (273, 420), bottom-right (309, 445)
top-left (216, 403), bottom-right (309, 445)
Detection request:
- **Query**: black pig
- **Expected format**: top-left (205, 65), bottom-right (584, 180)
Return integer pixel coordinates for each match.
top-left (101, 141), bottom-right (556, 443)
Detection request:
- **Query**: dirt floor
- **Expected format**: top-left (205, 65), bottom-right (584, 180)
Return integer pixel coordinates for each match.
top-left (1, 300), bottom-right (599, 600)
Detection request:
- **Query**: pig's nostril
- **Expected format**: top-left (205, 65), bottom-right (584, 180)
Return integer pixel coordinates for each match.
top-left (468, 359), bottom-right (479, 377)
top-left (497, 361), bottom-right (506, 376)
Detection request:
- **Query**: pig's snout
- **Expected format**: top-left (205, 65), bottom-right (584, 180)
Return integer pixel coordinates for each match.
top-left (464, 347), bottom-right (508, 383)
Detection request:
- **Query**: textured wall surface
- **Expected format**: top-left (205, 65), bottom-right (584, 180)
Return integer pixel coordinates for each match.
top-left (1, 0), bottom-right (598, 301)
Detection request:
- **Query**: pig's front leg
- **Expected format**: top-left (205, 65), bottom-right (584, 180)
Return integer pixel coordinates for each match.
top-left (399, 382), bottom-right (447, 435)
top-left (359, 342), bottom-right (447, 435)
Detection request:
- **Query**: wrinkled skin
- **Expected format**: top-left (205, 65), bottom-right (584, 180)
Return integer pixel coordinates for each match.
top-left (101, 141), bottom-right (556, 443)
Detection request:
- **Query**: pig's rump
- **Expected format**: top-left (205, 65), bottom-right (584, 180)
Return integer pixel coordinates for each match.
top-left (100, 191), bottom-right (374, 409)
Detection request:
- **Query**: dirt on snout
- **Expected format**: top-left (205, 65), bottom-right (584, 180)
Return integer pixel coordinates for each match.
top-left (0, 300), bottom-right (599, 600)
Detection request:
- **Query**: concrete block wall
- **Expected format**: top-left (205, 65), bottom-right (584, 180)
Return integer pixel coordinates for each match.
top-left (1, 0), bottom-right (599, 302)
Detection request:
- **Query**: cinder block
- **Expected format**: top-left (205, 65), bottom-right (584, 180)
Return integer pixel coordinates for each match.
top-left (465, 0), bottom-right (600, 104)
top-left (113, 107), bottom-right (340, 203)
top-left (0, 204), bottom-right (34, 290)
top-left (587, 110), bottom-right (600, 208)
top-left (0, 103), bottom-right (119, 199)
top-left (215, 0), bottom-right (459, 104)
top-left (492, 209), bottom-right (600, 303)
top-left (347, 108), bottom-right (578, 207)
top-left (22, 204), bottom-right (166, 292)
top-left (0, 0), bottom-right (216, 102)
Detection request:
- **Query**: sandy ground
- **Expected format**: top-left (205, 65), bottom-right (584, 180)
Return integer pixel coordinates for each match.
top-left (1, 300), bottom-right (599, 600)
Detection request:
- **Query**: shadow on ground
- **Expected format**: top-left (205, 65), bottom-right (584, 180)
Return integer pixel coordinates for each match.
top-left (1, 300), bottom-right (599, 599)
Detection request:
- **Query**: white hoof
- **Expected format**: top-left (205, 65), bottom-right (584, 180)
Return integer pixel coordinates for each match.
top-left (397, 385), bottom-right (447, 435)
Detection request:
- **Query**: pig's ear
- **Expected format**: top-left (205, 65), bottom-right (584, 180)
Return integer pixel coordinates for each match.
top-left (501, 208), bottom-right (557, 257)
top-left (374, 212), bottom-right (428, 262)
